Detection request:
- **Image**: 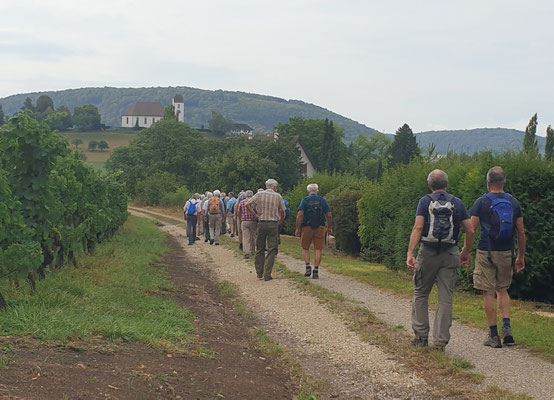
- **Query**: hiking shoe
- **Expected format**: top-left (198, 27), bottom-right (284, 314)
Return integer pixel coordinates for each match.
top-left (210, 239), bottom-right (214, 245)
top-left (304, 266), bottom-right (312, 277)
top-left (484, 335), bottom-right (502, 348)
top-left (264, 276), bottom-right (273, 281)
top-left (312, 269), bottom-right (319, 279)
top-left (195, 237), bottom-right (200, 240)
top-left (257, 276), bottom-right (263, 280)
top-left (244, 254), bottom-right (250, 259)
top-left (239, 243), bottom-right (243, 251)
top-left (502, 326), bottom-right (515, 346)
top-left (230, 234), bottom-right (235, 238)
top-left (215, 242), bottom-right (219, 246)
top-left (204, 238), bottom-right (209, 243)
top-left (411, 337), bottom-right (428, 348)
top-left (432, 343), bottom-right (446, 351)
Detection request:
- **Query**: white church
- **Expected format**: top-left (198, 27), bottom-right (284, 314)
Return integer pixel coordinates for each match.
top-left (121, 94), bottom-right (184, 128)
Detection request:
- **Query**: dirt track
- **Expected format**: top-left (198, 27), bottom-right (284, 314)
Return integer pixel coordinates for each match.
top-left (130, 206), bottom-right (554, 400)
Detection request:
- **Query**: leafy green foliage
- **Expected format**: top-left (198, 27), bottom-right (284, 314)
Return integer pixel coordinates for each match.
top-left (326, 190), bottom-right (363, 254)
top-left (0, 113), bottom-right (128, 305)
top-left (357, 153), bottom-right (554, 302)
top-left (0, 105), bottom-right (5, 125)
top-left (208, 110), bottom-right (233, 136)
top-left (73, 104), bottom-right (102, 131)
top-left (277, 118), bottom-right (348, 172)
top-left (163, 104), bottom-right (177, 121)
top-left (135, 172), bottom-right (184, 206)
top-left (346, 133), bottom-right (391, 180)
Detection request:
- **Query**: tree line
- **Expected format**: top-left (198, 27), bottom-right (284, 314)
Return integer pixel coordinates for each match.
top-left (0, 95), bottom-right (104, 131)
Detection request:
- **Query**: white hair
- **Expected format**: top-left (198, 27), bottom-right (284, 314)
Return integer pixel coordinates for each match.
top-left (307, 183), bottom-right (319, 193)
top-left (265, 179), bottom-right (278, 189)
top-left (207, 192), bottom-right (214, 198)
top-left (213, 189), bottom-right (221, 196)
top-left (245, 190), bottom-right (254, 197)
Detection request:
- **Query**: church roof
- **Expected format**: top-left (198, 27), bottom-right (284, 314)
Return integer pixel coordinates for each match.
top-left (123, 102), bottom-right (165, 117)
top-left (230, 123), bottom-right (253, 131)
top-left (173, 94), bottom-right (184, 102)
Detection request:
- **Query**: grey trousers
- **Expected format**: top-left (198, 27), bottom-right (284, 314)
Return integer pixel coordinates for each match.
top-left (255, 221), bottom-right (279, 279)
top-left (412, 244), bottom-right (459, 346)
top-left (209, 214), bottom-right (222, 243)
top-left (186, 214), bottom-right (197, 244)
top-left (241, 220), bottom-right (257, 256)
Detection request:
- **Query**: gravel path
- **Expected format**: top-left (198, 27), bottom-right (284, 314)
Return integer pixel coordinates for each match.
top-left (274, 253), bottom-right (554, 400)
top-left (130, 210), bottom-right (436, 399)
top-left (130, 208), bottom-right (553, 399)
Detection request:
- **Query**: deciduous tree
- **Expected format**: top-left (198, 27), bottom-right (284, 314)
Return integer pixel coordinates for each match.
top-left (0, 105), bottom-right (5, 125)
top-left (73, 105), bottom-right (102, 131)
top-left (71, 138), bottom-right (83, 149)
top-left (163, 105), bottom-right (177, 121)
top-left (208, 111), bottom-right (233, 136)
top-left (97, 140), bottom-right (109, 151)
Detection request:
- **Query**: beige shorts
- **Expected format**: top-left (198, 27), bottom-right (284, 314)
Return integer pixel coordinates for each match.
top-left (473, 249), bottom-right (513, 292)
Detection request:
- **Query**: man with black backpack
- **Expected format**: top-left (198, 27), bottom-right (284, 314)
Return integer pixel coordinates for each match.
top-left (295, 183), bottom-right (332, 279)
top-left (470, 166), bottom-right (526, 348)
top-left (407, 169), bottom-right (475, 350)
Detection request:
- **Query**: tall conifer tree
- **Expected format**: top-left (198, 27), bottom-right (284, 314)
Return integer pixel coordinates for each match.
top-left (523, 113), bottom-right (539, 155)
top-left (545, 125), bottom-right (554, 161)
top-left (389, 123), bottom-right (419, 166)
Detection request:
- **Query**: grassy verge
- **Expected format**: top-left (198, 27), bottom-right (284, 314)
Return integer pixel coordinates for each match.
top-left (279, 235), bottom-right (554, 362)
top-left (0, 216), bottom-right (195, 349)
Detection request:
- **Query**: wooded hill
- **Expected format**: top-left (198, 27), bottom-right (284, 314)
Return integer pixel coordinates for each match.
top-left (0, 86), bottom-right (378, 142)
top-left (415, 128), bottom-right (547, 155)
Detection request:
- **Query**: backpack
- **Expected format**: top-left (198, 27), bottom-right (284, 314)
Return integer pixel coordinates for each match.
top-left (284, 199), bottom-right (291, 220)
top-left (484, 193), bottom-right (514, 242)
top-left (209, 197), bottom-right (221, 214)
top-left (303, 197), bottom-right (326, 228)
top-left (421, 193), bottom-right (456, 248)
top-left (186, 200), bottom-right (197, 216)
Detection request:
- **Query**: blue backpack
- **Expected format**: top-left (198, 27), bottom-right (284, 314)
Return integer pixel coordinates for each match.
top-left (187, 200), bottom-right (197, 216)
top-left (284, 198), bottom-right (291, 220)
top-left (484, 193), bottom-right (514, 242)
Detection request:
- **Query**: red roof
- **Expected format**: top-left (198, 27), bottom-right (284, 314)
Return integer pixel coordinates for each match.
top-left (124, 102), bottom-right (165, 117)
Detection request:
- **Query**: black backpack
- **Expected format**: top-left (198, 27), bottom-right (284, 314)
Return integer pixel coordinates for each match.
top-left (420, 193), bottom-right (456, 248)
top-left (303, 197), bottom-right (326, 228)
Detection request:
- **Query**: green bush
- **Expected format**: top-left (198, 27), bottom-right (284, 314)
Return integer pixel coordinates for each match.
top-left (326, 189), bottom-right (363, 254)
top-left (283, 172), bottom-right (365, 235)
top-left (160, 186), bottom-right (193, 208)
top-left (135, 172), bottom-right (184, 206)
top-left (357, 153), bottom-right (554, 303)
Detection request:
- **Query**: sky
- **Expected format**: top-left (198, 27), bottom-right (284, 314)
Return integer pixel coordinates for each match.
top-left (1, 0), bottom-right (553, 135)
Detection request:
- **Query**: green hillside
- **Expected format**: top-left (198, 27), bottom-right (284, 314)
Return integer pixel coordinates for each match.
top-left (0, 86), bottom-right (377, 143)
top-left (415, 128), bottom-right (547, 155)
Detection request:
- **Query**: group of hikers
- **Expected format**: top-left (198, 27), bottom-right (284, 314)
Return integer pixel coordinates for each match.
top-left (183, 179), bottom-right (332, 281)
top-left (183, 166), bottom-right (525, 352)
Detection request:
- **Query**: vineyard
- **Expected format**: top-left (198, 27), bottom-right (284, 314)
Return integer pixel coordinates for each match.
top-left (0, 112), bottom-right (128, 308)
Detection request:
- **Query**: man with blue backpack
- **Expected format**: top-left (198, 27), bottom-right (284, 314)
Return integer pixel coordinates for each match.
top-left (470, 167), bottom-right (526, 348)
top-left (184, 194), bottom-right (201, 245)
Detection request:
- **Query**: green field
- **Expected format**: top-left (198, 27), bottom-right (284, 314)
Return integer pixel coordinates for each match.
top-left (63, 130), bottom-right (138, 167)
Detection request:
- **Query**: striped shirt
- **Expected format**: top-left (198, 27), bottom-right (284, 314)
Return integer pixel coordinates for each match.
top-left (237, 199), bottom-right (256, 222)
top-left (247, 189), bottom-right (286, 222)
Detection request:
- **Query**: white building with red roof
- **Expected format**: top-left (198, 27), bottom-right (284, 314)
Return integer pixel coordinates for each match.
top-left (121, 95), bottom-right (184, 128)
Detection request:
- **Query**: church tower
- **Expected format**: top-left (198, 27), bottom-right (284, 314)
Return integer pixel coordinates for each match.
top-left (172, 94), bottom-right (185, 122)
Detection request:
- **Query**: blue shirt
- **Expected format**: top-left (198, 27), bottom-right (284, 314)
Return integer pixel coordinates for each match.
top-left (298, 194), bottom-right (331, 227)
top-left (416, 192), bottom-right (469, 245)
top-left (227, 197), bottom-right (238, 213)
top-left (470, 192), bottom-right (523, 251)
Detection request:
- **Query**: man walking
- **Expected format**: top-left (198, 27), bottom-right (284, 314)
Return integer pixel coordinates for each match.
top-left (237, 190), bottom-right (257, 258)
top-left (201, 192), bottom-right (212, 243)
top-left (226, 192), bottom-right (237, 237)
top-left (207, 189), bottom-right (226, 245)
top-left (470, 166), bottom-right (525, 348)
top-left (246, 179), bottom-right (286, 281)
top-left (407, 169), bottom-right (475, 350)
top-left (295, 183), bottom-right (332, 279)
top-left (184, 194), bottom-right (201, 245)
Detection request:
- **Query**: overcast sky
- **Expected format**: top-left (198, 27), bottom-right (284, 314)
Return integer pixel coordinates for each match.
top-left (1, 0), bottom-right (553, 135)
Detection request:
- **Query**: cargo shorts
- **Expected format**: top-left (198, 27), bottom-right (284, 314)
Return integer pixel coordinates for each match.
top-left (301, 226), bottom-right (326, 250)
top-left (473, 249), bottom-right (513, 292)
